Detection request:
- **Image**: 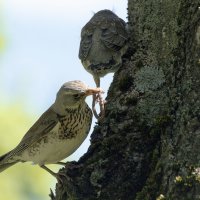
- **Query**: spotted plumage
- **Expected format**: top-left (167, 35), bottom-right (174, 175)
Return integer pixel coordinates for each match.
top-left (0, 80), bottom-right (102, 176)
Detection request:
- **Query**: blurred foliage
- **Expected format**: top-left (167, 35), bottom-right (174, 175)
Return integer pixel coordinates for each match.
top-left (0, 104), bottom-right (58, 200)
top-left (0, 35), bottom-right (5, 52)
top-left (0, 2), bottom-right (60, 198)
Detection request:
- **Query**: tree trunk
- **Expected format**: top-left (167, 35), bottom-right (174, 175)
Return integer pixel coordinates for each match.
top-left (52, 1), bottom-right (200, 199)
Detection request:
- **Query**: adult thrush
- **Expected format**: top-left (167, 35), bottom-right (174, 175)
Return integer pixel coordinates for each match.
top-left (79, 10), bottom-right (128, 118)
top-left (0, 80), bottom-right (102, 178)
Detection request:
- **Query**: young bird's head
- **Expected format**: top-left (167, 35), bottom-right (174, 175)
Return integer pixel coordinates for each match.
top-left (53, 80), bottom-right (102, 114)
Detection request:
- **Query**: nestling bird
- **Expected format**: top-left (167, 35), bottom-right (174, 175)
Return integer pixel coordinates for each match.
top-left (79, 9), bottom-right (128, 87)
top-left (79, 10), bottom-right (128, 118)
top-left (0, 80), bottom-right (102, 179)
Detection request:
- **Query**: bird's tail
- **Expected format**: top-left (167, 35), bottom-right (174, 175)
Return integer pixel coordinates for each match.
top-left (0, 152), bottom-right (18, 173)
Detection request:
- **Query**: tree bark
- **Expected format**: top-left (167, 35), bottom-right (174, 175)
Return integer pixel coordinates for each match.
top-left (52, 1), bottom-right (200, 199)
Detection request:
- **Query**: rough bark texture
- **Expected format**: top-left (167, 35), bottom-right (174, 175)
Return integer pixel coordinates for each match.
top-left (52, 1), bottom-right (200, 199)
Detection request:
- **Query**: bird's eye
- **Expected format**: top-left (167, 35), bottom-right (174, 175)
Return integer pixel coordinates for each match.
top-left (73, 94), bottom-right (81, 99)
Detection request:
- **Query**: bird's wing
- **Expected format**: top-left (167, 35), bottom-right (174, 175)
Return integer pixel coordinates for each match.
top-left (79, 24), bottom-right (93, 60)
top-left (100, 18), bottom-right (128, 51)
top-left (8, 107), bottom-right (59, 157)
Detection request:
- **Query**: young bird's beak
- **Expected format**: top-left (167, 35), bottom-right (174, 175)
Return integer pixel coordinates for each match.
top-left (85, 88), bottom-right (104, 96)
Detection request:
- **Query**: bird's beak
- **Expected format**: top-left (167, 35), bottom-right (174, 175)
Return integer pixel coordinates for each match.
top-left (85, 87), bottom-right (104, 96)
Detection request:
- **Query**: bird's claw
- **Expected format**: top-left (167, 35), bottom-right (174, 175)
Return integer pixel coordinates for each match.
top-left (92, 92), bottom-right (105, 120)
top-left (56, 171), bottom-right (72, 184)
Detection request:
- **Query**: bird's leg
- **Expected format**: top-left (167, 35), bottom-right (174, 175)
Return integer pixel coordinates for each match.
top-left (92, 94), bottom-right (100, 119)
top-left (92, 76), bottom-right (105, 119)
top-left (94, 76), bottom-right (100, 89)
top-left (40, 165), bottom-right (58, 178)
top-left (98, 93), bottom-right (105, 119)
top-left (92, 93), bottom-right (105, 120)
top-left (56, 161), bottom-right (67, 166)
top-left (92, 92), bottom-right (105, 120)
top-left (55, 161), bottom-right (81, 172)
top-left (92, 76), bottom-right (100, 119)
top-left (41, 165), bottom-right (57, 177)
top-left (40, 165), bottom-right (68, 183)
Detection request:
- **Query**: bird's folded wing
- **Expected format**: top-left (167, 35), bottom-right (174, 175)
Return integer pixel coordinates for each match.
top-left (79, 26), bottom-right (93, 60)
top-left (8, 107), bottom-right (59, 157)
top-left (100, 19), bottom-right (128, 51)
